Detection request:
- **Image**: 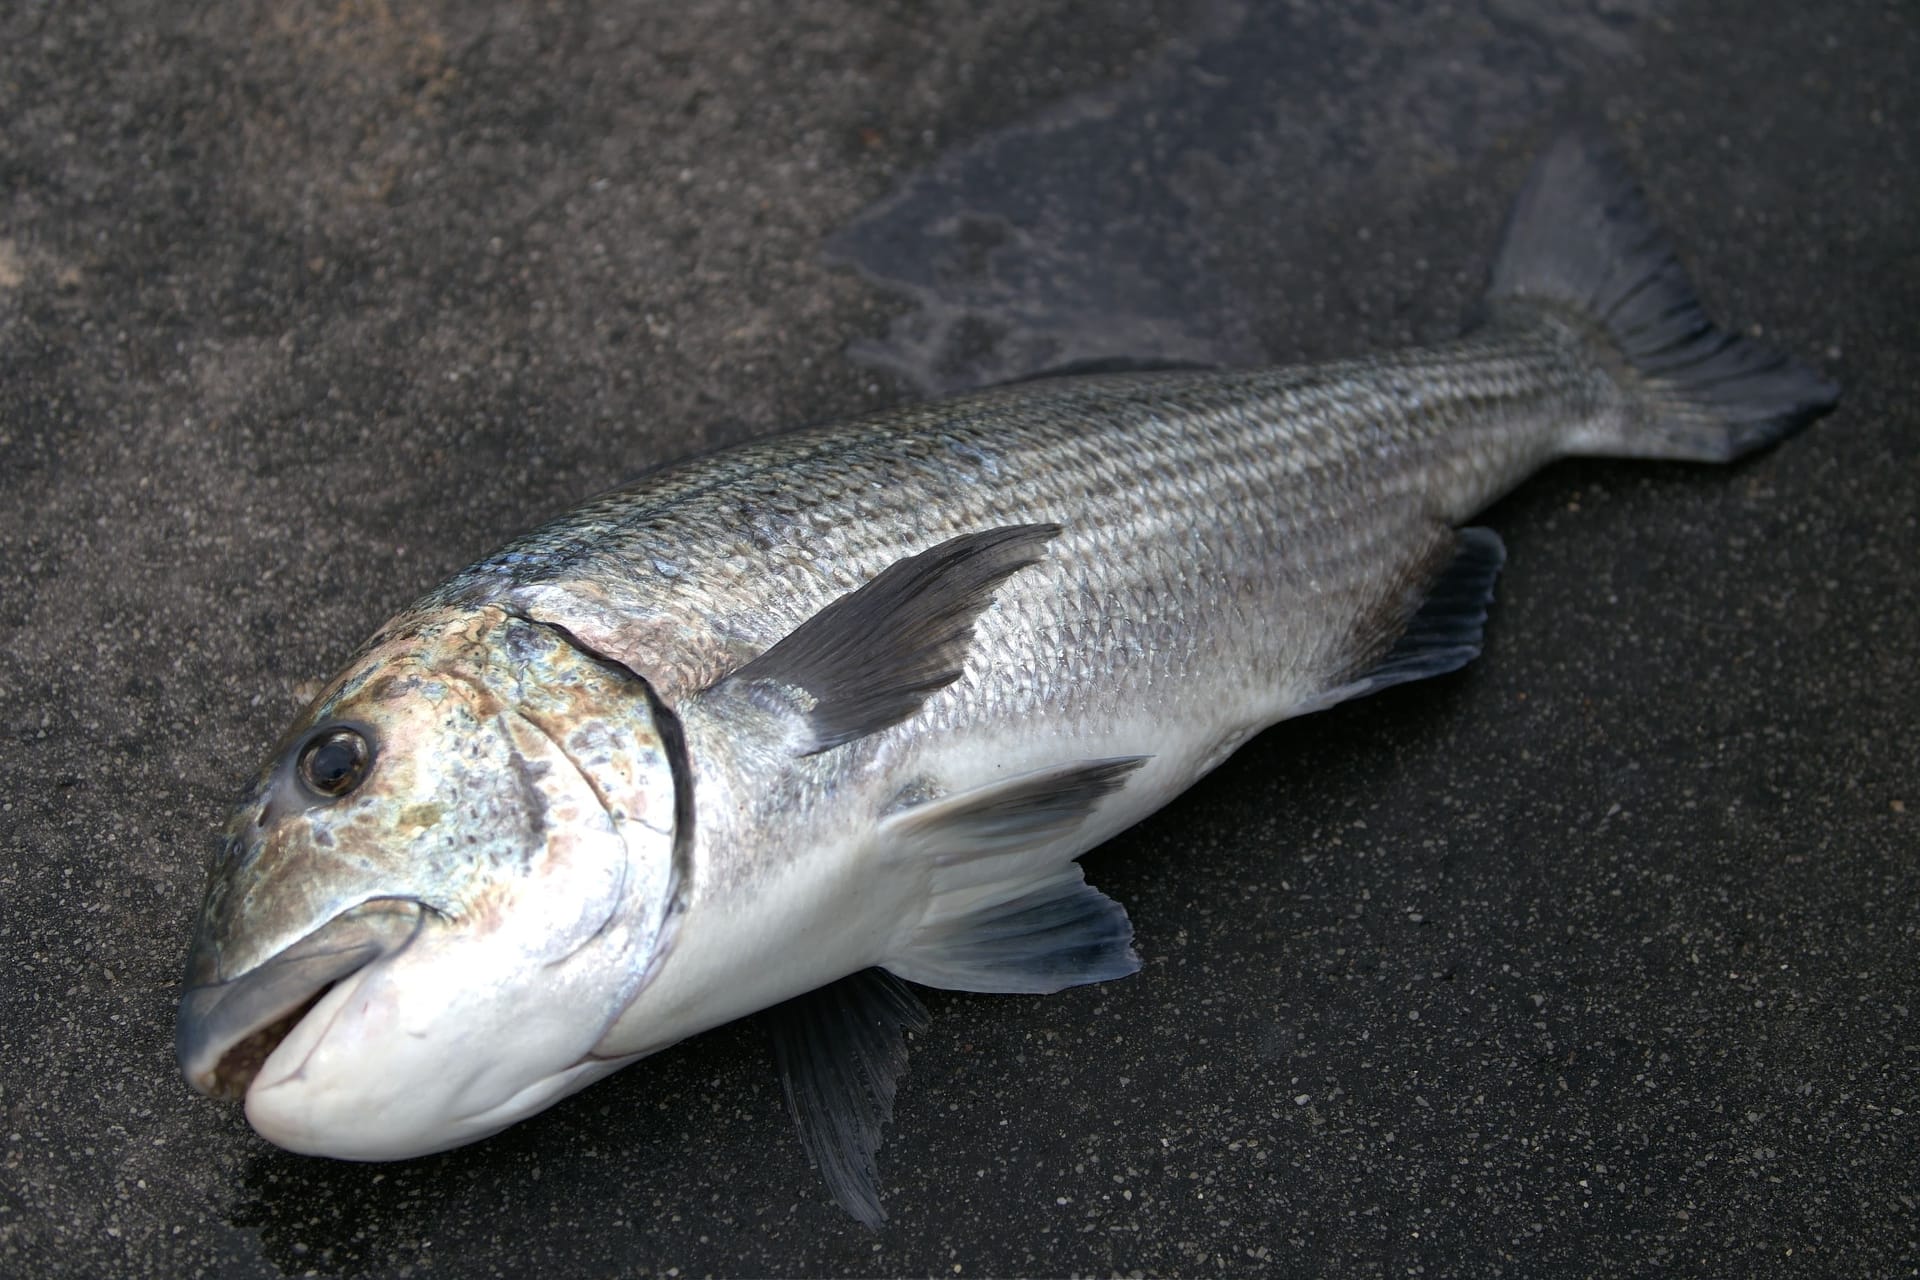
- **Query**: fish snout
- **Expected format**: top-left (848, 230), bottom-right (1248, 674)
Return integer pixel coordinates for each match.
top-left (176, 897), bottom-right (426, 1100)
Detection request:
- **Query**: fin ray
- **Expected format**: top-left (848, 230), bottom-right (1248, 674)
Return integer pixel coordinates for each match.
top-left (719, 524), bottom-right (1060, 755)
top-left (884, 756), bottom-right (1148, 862)
top-left (1490, 129), bottom-right (1837, 461)
top-left (1298, 526), bottom-right (1505, 715)
top-left (764, 968), bottom-right (929, 1228)
top-left (881, 757), bottom-right (1147, 994)
top-left (1001, 355), bottom-right (1219, 384)
top-left (887, 869), bottom-right (1138, 994)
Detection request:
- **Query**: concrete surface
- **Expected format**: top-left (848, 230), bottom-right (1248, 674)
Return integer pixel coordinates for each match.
top-left (2, 0), bottom-right (1915, 1275)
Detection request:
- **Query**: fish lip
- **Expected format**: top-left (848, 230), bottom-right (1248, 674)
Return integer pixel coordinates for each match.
top-left (176, 898), bottom-right (426, 1098)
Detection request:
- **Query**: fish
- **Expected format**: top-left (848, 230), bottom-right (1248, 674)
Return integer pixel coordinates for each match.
top-left (177, 132), bottom-right (1837, 1225)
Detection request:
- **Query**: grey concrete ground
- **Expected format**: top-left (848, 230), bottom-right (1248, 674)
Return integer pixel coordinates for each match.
top-left (2, 0), bottom-right (1915, 1275)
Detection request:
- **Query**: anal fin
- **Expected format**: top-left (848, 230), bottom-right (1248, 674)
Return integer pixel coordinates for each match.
top-left (1359, 525), bottom-right (1506, 692)
top-left (764, 968), bottom-right (929, 1228)
top-left (1299, 526), bottom-right (1506, 714)
top-left (881, 757), bottom-right (1148, 995)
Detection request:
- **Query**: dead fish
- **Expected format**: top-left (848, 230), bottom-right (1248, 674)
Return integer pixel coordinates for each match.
top-left (177, 133), bottom-right (1836, 1225)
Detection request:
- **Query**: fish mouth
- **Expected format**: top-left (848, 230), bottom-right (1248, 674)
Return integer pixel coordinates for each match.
top-left (177, 898), bottom-right (426, 1100)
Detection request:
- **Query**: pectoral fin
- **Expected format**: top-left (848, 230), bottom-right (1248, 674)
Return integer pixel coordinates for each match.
top-left (714, 523), bottom-right (1061, 755)
top-left (881, 756), bottom-right (1148, 994)
top-left (764, 967), bottom-right (929, 1228)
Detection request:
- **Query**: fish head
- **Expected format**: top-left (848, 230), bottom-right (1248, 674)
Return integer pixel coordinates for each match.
top-left (177, 603), bottom-right (681, 1158)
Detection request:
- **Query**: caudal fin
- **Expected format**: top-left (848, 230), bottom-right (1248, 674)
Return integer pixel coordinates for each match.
top-left (1490, 131), bottom-right (1838, 462)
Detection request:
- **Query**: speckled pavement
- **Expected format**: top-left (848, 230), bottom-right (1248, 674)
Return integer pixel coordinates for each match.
top-left (2, 2), bottom-right (1914, 1275)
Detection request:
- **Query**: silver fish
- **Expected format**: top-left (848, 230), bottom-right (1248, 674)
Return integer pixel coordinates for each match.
top-left (177, 134), bottom-right (1836, 1224)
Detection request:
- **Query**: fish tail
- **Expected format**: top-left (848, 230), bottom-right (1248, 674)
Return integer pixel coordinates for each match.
top-left (1489, 130), bottom-right (1838, 462)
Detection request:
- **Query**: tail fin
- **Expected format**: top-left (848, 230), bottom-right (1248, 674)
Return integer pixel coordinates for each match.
top-left (1490, 131), bottom-right (1838, 462)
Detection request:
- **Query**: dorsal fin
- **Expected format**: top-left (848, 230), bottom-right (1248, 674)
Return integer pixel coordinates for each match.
top-left (1001, 355), bottom-right (1218, 384)
top-left (715, 523), bottom-right (1060, 755)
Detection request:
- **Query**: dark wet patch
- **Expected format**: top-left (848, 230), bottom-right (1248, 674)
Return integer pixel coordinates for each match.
top-left (827, 0), bottom-right (1660, 394)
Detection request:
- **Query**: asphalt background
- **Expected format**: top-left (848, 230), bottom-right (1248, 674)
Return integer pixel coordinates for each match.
top-left (2, 1), bottom-right (1915, 1276)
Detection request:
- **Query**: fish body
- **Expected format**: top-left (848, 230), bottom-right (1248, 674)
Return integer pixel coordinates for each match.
top-left (178, 134), bottom-right (1836, 1223)
top-left (458, 331), bottom-right (1559, 1048)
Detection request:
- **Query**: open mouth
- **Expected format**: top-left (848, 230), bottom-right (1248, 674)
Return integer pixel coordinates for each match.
top-left (177, 899), bottom-right (425, 1099)
top-left (203, 987), bottom-right (332, 1099)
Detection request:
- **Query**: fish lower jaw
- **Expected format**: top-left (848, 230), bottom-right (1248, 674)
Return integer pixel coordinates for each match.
top-left (238, 964), bottom-right (519, 1162)
top-left (241, 1029), bottom-right (634, 1162)
top-left (197, 990), bottom-right (329, 1100)
top-left (236, 946), bottom-right (646, 1161)
top-left (443, 1054), bottom-right (639, 1137)
top-left (239, 965), bottom-right (398, 1154)
top-left (244, 960), bottom-right (379, 1101)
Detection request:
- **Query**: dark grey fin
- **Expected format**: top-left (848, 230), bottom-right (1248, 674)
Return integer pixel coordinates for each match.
top-left (887, 868), bottom-right (1138, 995)
top-left (1490, 130), bottom-right (1838, 461)
top-left (881, 757), bottom-right (1147, 994)
top-left (884, 756), bottom-right (1148, 856)
top-left (764, 968), bottom-right (929, 1229)
top-left (723, 524), bottom-right (1061, 756)
top-left (1350, 526), bottom-right (1506, 696)
top-left (1002, 355), bottom-right (1218, 384)
top-left (1298, 528), bottom-right (1505, 715)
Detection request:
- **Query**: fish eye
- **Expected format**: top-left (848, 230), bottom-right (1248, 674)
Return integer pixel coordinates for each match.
top-left (297, 727), bottom-right (372, 799)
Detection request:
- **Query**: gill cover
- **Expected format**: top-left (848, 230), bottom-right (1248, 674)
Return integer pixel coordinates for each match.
top-left (178, 604), bottom-right (682, 1156)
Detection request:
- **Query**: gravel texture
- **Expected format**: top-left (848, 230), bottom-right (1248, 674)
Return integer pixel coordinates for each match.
top-left (2, 1), bottom-right (1915, 1276)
